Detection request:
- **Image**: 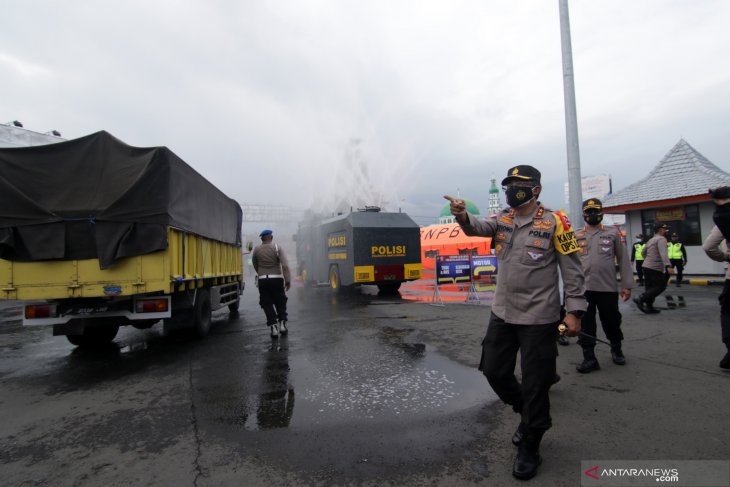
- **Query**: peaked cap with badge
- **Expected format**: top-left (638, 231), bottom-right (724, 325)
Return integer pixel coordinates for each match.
top-left (501, 165), bottom-right (541, 186)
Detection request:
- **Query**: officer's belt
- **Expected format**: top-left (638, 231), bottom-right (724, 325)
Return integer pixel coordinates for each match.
top-left (259, 274), bottom-right (284, 279)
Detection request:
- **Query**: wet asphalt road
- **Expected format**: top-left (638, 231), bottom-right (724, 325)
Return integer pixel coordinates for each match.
top-left (0, 276), bottom-right (500, 486)
top-left (2, 277), bottom-right (729, 486)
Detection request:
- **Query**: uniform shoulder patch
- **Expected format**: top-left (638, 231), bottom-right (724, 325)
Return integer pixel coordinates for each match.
top-left (552, 210), bottom-right (580, 255)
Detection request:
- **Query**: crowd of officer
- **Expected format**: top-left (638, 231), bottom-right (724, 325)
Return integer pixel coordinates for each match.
top-left (446, 165), bottom-right (730, 481)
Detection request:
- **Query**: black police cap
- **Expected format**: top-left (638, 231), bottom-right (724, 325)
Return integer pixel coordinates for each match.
top-left (582, 198), bottom-right (603, 211)
top-left (501, 165), bottom-right (541, 186)
top-left (653, 222), bottom-right (669, 232)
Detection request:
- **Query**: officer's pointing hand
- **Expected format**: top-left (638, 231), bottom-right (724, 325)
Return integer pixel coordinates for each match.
top-left (444, 195), bottom-right (466, 218)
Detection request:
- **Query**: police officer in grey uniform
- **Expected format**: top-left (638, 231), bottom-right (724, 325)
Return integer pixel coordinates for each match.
top-left (574, 199), bottom-right (634, 373)
top-left (445, 164), bottom-right (586, 481)
top-left (252, 229), bottom-right (291, 338)
top-left (634, 223), bottom-right (673, 314)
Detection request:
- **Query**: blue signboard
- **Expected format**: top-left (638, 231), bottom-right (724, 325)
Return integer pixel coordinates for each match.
top-left (436, 255), bottom-right (472, 284)
top-left (471, 255), bottom-right (498, 278)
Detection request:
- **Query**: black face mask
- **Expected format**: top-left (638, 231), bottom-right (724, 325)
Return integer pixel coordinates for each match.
top-left (584, 213), bottom-right (603, 225)
top-left (505, 185), bottom-right (534, 208)
top-left (713, 202), bottom-right (730, 240)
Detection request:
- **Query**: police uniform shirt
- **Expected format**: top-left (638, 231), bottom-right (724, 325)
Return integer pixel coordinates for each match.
top-left (641, 234), bottom-right (671, 273)
top-left (703, 225), bottom-right (730, 280)
top-left (575, 225), bottom-right (635, 292)
top-left (252, 242), bottom-right (291, 283)
top-left (459, 205), bottom-right (586, 325)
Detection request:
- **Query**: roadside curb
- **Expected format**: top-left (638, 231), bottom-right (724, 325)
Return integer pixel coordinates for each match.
top-left (687, 278), bottom-right (724, 286)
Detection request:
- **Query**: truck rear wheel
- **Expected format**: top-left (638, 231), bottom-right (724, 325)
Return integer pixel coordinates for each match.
top-left (329, 266), bottom-right (341, 291)
top-left (193, 289), bottom-right (212, 338)
top-left (66, 320), bottom-right (120, 347)
top-left (377, 282), bottom-right (402, 294)
top-left (228, 299), bottom-right (240, 315)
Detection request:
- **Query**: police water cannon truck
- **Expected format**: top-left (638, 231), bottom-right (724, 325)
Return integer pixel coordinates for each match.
top-left (0, 131), bottom-right (244, 347)
top-left (295, 207), bottom-right (422, 293)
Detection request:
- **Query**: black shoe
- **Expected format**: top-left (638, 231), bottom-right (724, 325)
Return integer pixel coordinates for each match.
top-left (512, 422), bottom-right (526, 447)
top-left (512, 444), bottom-right (542, 480)
top-left (576, 357), bottom-right (600, 373)
top-left (558, 335), bottom-right (570, 346)
top-left (611, 348), bottom-right (626, 366)
top-left (552, 373), bottom-right (561, 385)
top-left (720, 352), bottom-right (730, 369)
top-left (645, 307), bottom-right (661, 314)
top-left (633, 297), bottom-right (647, 313)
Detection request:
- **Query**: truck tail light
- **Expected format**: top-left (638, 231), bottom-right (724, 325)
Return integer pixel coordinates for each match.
top-left (135, 298), bottom-right (169, 314)
top-left (25, 304), bottom-right (57, 320)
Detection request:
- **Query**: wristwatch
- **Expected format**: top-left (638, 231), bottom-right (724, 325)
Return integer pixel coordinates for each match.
top-left (568, 310), bottom-right (585, 319)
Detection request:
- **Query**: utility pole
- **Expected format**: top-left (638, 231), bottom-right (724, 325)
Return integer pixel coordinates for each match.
top-left (559, 0), bottom-right (583, 229)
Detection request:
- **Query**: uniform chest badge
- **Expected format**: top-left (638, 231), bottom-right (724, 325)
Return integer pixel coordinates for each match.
top-left (601, 246), bottom-right (611, 253)
top-left (527, 251), bottom-right (543, 261)
top-left (601, 239), bottom-right (611, 245)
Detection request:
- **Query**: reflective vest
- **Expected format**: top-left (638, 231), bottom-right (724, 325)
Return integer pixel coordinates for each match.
top-left (668, 242), bottom-right (684, 259)
top-left (633, 243), bottom-right (645, 261)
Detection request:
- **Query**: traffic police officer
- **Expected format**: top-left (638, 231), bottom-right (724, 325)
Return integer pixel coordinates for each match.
top-left (445, 164), bottom-right (586, 481)
top-left (668, 233), bottom-right (687, 286)
top-left (631, 234), bottom-right (646, 285)
top-left (252, 229), bottom-right (291, 338)
top-left (574, 199), bottom-right (634, 372)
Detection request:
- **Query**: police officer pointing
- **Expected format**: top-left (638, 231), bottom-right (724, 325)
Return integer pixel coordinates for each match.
top-left (445, 164), bottom-right (586, 481)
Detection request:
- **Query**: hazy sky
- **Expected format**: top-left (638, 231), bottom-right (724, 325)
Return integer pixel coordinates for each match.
top-left (4, 1), bottom-right (729, 228)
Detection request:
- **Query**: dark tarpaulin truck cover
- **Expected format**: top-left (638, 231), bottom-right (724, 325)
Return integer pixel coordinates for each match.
top-left (0, 131), bottom-right (242, 269)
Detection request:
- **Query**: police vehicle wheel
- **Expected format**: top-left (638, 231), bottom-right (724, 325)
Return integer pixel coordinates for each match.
top-left (329, 266), bottom-right (340, 290)
top-left (193, 289), bottom-right (212, 338)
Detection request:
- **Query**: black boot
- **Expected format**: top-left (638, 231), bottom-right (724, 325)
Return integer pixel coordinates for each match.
top-left (633, 297), bottom-right (647, 313)
top-left (611, 342), bottom-right (626, 365)
top-left (576, 347), bottom-right (600, 373)
top-left (720, 351), bottom-right (730, 369)
top-left (512, 429), bottom-right (544, 480)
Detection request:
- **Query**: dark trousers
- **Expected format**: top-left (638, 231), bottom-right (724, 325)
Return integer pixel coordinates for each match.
top-left (578, 291), bottom-right (624, 348)
top-left (641, 268), bottom-right (668, 307)
top-left (258, 277), bottom-right (288, 325)
top-left (719, 280), bottom-right (730, 347)
top-left (635, 260), bottom-right (644, 283)
top-left (670, 259), bottom-right (684, 284)
top-left (479, 312), bottom-right (558, 432)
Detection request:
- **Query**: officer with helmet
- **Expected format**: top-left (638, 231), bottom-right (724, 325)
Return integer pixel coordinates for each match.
top-left (445, 164), bottom-right (586, 480)
top-left (252, 229), bottom-right (291, 338)
top-left (574, 199), bottom-right (634, 373)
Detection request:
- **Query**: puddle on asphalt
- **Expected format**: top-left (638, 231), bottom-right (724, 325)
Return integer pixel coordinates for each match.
top-left (240, 330), bottom-right (496, 431)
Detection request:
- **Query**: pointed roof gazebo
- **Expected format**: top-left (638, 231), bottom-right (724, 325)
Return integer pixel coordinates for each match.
top-left (603, 139), bottom-right (730, 212)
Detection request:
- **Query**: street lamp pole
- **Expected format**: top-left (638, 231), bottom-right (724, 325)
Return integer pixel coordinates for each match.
top-left (559, 0), bottom-right (583, 229)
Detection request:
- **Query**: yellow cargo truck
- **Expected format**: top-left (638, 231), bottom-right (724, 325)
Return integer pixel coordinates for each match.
top-left (0, 131), bottom-right (244, 346)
